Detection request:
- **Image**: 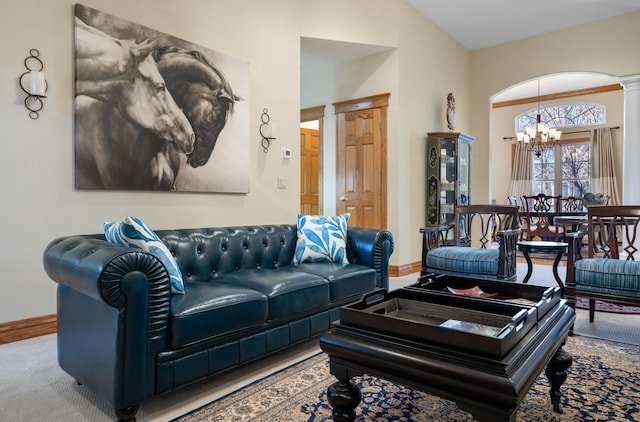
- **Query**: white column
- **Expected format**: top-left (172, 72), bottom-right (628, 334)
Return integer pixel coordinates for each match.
top-left (620, 77), bottom-right (640, 205)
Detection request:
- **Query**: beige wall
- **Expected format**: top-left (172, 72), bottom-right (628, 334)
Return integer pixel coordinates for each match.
top-left (3, 1), bottom-right (638, 323)
top-left (470, 12), bottom-right (640, 204)
top-left (491, 90), bottom-right (624, 203)
top-left (300, 1), bottom-right (471, 268)
top-left (394, 5), bottom-right (472, 266)
top-left (1, 0), bottom-right (472, 322)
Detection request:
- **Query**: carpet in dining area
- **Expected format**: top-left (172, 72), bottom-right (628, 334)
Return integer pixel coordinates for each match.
top-left (173, 335), bottom-right (640, 421)
top-left (575, 297), bottom-right (640, 314)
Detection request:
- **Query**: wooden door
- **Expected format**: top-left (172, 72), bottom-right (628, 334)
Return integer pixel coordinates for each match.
top-left (300, 128), bottom-right (319, 214)
top-left (335, 93), bottom-right (389, 229)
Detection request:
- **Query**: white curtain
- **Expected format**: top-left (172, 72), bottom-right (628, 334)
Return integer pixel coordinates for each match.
top-left (591, 128), bottom-right (621, 205)
top-left (509, 142), bottom-right (532, 204)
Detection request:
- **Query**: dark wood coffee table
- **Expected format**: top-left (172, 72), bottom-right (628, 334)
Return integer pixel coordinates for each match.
top-left (320, 288), bottom-right (575, 422)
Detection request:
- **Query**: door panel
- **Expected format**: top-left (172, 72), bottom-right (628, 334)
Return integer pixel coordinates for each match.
top-left (335, 93), bottom-right (388, 229)
top-left (300, 128), bottom-right (319, 215)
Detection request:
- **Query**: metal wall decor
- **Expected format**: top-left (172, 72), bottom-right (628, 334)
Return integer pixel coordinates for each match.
top-left (19, 49), bottom-right (48, 119)
top-left (260, 108), bottom-right (276, 153)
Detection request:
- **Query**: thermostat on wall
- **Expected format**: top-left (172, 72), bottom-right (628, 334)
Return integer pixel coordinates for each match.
top-left (281, 148), bottom-right (292, 159)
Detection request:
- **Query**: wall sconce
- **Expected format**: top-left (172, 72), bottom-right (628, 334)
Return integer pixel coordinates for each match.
top-left (259, 108), bottom-right (276, 153)
top-left (19, 49), bottom-right (48, 119)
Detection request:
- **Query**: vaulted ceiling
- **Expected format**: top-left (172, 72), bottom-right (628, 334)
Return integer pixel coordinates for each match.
top-left (301, 1), bottom-right (640, 100)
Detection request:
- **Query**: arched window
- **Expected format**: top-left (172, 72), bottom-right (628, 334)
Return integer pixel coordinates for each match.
top-left (519, 102), bottom-right (606, 198)
top-left (516, 103), bottom-right (606, 132)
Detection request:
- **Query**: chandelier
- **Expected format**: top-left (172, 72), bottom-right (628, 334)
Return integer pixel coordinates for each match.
top-left (516, 79), bottom-right (561, 158)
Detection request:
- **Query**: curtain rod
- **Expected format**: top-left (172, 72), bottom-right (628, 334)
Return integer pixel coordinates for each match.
top-left (502, 125), bottom-right (620, 141)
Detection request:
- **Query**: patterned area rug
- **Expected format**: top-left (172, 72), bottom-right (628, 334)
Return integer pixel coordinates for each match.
top-left (575, 297), bottom-right (640, 314)
top-left (174, 335), bottom-right (640, 421)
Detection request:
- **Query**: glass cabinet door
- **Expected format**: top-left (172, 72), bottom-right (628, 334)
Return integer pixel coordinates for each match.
top-left (457, 140), bottom-right (470, 206)
top-left (425, 132), bottom-right (474, 229)
top-left (439, 138), bottom-right (456, 225)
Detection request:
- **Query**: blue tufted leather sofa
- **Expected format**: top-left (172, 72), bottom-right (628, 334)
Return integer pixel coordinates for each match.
top-left (43, 224), bottom-right (393, 421)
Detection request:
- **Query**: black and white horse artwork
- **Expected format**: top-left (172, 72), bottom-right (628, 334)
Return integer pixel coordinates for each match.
top-left (74, 4), bottom-right (249, 192)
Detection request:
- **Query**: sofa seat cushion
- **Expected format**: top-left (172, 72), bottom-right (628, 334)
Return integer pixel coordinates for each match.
top-left (575, 259), bottom-right (640, 296)
top-left (170, 282), bottom-right (268, 348)
top-left (426, 247), bottom-right (499, 277)
top-left (217, 269), bottom-right (329, 321)
top-left (292, 263), bottom-right (376, 302)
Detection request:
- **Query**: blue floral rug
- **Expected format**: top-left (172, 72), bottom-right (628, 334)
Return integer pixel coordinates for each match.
top-left (174, 335), bottom-right (640, 421)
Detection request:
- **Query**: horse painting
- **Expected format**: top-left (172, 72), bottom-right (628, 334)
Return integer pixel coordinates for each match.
top-left (121, 47), bottom-right (243, 189)
top-left (74, 4), bottom-right (249, 192)
top-left (75, 17), bottom-right (194, 155)
top-left (76, 96), bottom-right (183, 189)
top-left (155, 47), bottom-right (242, 169)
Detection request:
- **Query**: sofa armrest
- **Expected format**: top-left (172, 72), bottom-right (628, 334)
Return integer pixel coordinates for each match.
top-left (420, 226), bottom-right (453, 251)
top-left (420, 226), bottom-right (453, 273)
top-left (44, 236), bottom-right (172, 309)
top-left (564, 231), bottom-right (586, 297)
top-left (495, 228), bottom-right (521, 279)
top-left (43, 236), bottom-right (172, 408)
top-left (346, 227), bottom-right (394, 291)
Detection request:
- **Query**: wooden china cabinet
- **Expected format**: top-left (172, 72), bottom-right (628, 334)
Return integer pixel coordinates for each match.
top-left (425, 132), bottom-right (474, 231)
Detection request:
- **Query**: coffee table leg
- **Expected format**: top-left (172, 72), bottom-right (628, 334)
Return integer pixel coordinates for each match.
top-left (521, 250), bottom-right (533, 283)
top-left (327, 378), bottom-right (361, 422)
top-left (545, 346), bottom-right (573, 414)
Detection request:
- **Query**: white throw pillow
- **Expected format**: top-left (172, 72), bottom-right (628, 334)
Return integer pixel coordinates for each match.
top-left (104, 216), bottom-right (185, 294)
top-left (293, 214), bottom-right (350, 265)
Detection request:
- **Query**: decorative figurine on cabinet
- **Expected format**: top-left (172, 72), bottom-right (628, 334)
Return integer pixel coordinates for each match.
top-left (446, 92), bottom-right (456, 131)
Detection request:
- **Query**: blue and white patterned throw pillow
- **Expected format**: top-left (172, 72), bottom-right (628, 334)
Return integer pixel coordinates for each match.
top-left (293, 214), bottom-right (350, 265)
top-left (104, 216), bottom-right (185, 294)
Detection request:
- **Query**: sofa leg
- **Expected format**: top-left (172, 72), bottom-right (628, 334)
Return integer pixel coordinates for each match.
top-left (115, 404), bottom-right (139, 422)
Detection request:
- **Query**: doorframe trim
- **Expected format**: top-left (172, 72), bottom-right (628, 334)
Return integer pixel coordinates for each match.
top-left (301, 106), bottom-right (325, 214)
top-left (333, 93), bottom-right (390, 114)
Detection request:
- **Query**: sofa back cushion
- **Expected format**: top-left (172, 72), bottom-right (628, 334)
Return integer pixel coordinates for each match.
top-left (155, 225), bottom-right (297, 282)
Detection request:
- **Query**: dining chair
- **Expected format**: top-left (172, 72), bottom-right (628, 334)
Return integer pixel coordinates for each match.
top-left (582, 192), bottom-right (611, 252)
top-left (560, 196), bottom-right (584, 212)
top-left (520, 194), bottom-right (564, 241)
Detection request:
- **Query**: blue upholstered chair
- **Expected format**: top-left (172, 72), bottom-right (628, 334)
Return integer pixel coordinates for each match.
top-left (566, 206), bottom-right (640, 322)
top-left (420, 205), bottom-right (521, 281)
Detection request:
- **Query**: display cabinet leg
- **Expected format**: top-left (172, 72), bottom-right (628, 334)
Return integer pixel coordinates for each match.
top-left (327, 378), bottom-right (361, 422)
top-left (545, 346), bottom-right (573, 414)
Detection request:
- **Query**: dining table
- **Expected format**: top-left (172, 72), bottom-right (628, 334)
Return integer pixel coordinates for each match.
top-left (552, 215), bottom-right (587, 233)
